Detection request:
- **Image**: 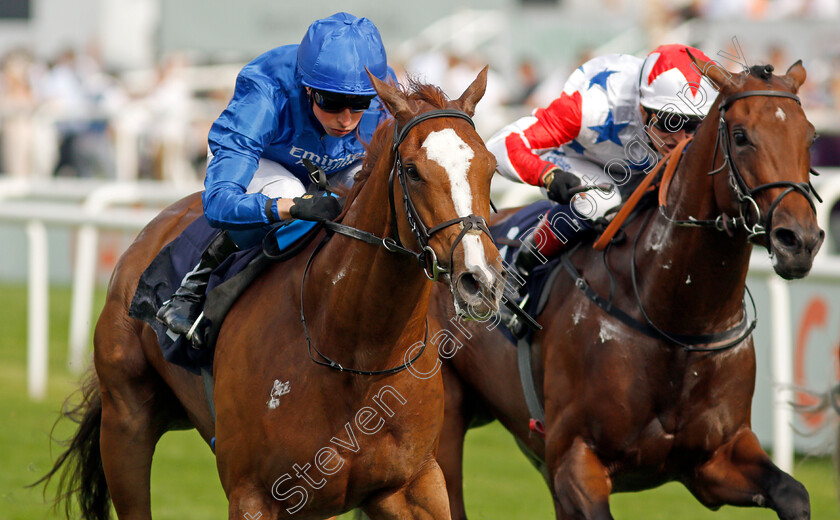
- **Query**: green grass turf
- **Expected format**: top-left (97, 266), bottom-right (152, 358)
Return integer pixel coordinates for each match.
top-left (1, 283), bottom-right (838, 519)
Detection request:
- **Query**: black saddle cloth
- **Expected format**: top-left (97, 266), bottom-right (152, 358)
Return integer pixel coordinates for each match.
top-left (489, 200), bottom-right (564, 344)
top-left (128, 217), bottom-right (266, 372)
top-left (128, 216), bottom-right (320, 373)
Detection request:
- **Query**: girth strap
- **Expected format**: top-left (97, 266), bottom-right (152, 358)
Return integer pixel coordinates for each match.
top-left (517, 336), bottom-right (545, 423)
top-left (200, 367), bottom-right (216, 423)
top-left (560, 253), bottom-right (755, 349)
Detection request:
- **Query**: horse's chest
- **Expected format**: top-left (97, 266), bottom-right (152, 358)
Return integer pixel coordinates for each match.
top-left (632, 374), bottom-right (747, 460)
top-left (257, 381), bottom-right (441, 512)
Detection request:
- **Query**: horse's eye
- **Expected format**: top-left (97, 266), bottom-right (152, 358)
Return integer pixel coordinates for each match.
top-left (404, 165), bottom-right (421, 181)
top-left (733, 129), bottom-right (750, 147)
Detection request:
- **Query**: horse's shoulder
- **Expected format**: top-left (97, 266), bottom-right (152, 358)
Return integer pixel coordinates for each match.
top-left (137, 193), bottom-right (204, 248)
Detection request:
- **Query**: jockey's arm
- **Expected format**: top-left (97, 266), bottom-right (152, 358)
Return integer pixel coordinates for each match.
top-left (274, 198), bottom-right (295, 220)
top-left (202, 76), bottom-right (284, 229)
top-left (487, 91), bottom-right (583, 187)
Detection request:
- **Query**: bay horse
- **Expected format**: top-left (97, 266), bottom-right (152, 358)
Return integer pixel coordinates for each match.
top-left (431, 57), bottom-right (823, 519)
top-left (41, 69), bottom-right (505, 519)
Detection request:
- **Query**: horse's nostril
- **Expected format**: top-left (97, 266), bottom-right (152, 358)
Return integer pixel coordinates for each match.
top-left (772, 228), bottom-right (801, 251)
top-left (457, 273), bottom-right (481, 298)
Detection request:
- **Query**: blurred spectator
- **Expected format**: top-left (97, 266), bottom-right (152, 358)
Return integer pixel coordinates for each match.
top-left (507, 57), bottom-right (541, 108)
top-left (139, 53), bottom-right (193, 182)
top-left (530, 47), bottom-right (594, 109)
top-left (38, 47), bottom-right (119, 178)
top-left (402, 48), bottom-right (449, 87)
top-left (699, 0), bottom-right (840, 19)
top-left (829, 58), bottom-right (840, 110)
top-left (766, 43), bottom-right (789, 68)
top-left (0, 49), bottom-right (36, 178)
top-left (810, 54), bottom-right (840, 167)
top-left (446, 52), bottom-right (509, 136)
top-left (404, 48), bottom-right (509, 137)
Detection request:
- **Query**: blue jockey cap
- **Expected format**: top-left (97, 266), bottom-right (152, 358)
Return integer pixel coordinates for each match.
top-left (297, 12), bottom-right (388, 96)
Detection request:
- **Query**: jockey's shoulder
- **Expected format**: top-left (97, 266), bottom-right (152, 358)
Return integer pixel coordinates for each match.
top-left (236, 45), bottom-right (299, 90)
top-left (576, 53), bottom-right (644, 75)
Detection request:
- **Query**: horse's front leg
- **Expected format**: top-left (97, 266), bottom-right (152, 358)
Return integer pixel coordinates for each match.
top-left (549, 437), bottom-right (614, 520)
top-left (435, 363), bottom-right (473, 520)
top-left (684, 427), bottom-right (810, 520)
top-left (362, 459), bottom-right (451, 520)
top-left (226, 481), bottom-right (282, 520)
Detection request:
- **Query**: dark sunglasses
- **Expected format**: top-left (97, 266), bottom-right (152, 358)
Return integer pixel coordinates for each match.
top-left (646, 109), bottom-right (703, 134)
top-left (310, 89), bottom-right (375, 113)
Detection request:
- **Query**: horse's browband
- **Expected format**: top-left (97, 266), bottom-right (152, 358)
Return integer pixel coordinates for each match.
top-left (392, 109), bottom-right (475, 149)
top-left (719, 90), bottom-right (800, 111)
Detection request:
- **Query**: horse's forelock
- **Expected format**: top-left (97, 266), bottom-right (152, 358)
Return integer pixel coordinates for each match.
top-left (405, 76), bottom-right (450, 110)
top-left (748, 64), bottom-right (778, 83)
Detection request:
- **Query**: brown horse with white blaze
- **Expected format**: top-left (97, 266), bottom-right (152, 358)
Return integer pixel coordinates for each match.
top-left (432, 57), bottom-right (822, 519)
top-left (40, 69), bottom-right (504, 519)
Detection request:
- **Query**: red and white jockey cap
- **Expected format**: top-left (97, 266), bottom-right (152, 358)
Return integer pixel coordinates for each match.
top-left (639, 44), bottom-right (718, 117)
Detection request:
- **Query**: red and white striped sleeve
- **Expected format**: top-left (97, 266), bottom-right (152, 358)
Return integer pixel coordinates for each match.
top-left (488, 88), bottom-right (583, 186)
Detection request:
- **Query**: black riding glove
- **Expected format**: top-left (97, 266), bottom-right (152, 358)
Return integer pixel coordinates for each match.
top-left (544, 168), bottom-right (582, 205)
top-left (289, 195), bottom-right (341, 222)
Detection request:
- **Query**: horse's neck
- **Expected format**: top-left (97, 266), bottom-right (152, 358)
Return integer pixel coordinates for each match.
top-left (310, 156), bottom-right (431, 348)
top-left (636, 115), bottom-right (751, 332)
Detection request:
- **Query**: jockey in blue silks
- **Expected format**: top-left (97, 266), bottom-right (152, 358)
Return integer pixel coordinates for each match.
top-left (156, 12), bottom-right (394, 340)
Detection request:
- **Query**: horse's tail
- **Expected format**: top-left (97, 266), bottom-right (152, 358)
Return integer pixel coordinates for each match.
top-left (31, 369), bottom-right (111, 520)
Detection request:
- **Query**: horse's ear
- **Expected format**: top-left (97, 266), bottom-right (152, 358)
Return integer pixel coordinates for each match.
top-left (686, 49), bottom-right (736, 93)
top-left (453, 66), bottom-right (488, 117)
top-left (367, 69), bottom-right (411, 119)
top-left (784, 60), bottom-right (807, 93)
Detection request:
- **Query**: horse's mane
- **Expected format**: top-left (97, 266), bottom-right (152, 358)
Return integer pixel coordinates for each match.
top-left (337, 77), bottom-right (451, 220)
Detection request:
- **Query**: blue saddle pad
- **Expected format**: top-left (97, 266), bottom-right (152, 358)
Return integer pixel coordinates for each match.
top-left (489, 200), bottom-right (563, 343)
top-left (490, 200), bottom-right (553, 266)
top-left (128, 215), bottom-right (318, 373)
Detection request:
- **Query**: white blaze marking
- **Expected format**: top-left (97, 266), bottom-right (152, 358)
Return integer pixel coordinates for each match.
top-left (775, 107), bottom-right (786, 121)
top-left (422, 128), bottom-right (492, 281)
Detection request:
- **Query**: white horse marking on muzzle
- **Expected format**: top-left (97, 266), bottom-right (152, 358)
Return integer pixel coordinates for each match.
top-left (421, 128), bottom-right (492, 283)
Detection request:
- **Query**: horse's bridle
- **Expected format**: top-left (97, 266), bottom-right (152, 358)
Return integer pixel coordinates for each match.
top-left (663, 89), bottom-right (820, 249)
top-left (619, 90), bottom-right (822, 352)
top-left (319, 109), bottom-right (493, 281)
top-left (388, 109), bottom-right (493, 280)
top-left (299, 108), bottom-right (493, 375)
